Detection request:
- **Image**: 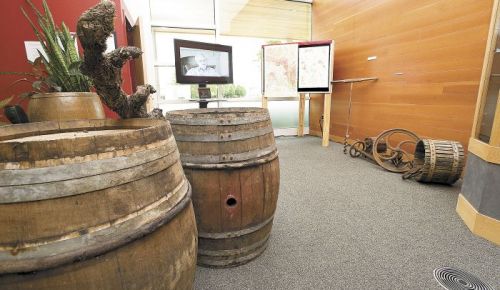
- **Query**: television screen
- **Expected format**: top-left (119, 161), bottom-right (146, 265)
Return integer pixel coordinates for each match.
top-left (174, 39), bottom-right (233, 84)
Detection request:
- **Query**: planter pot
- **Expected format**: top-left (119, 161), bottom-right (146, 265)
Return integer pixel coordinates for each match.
top-left (4, 105), bottom-right (29, 124)
top-left (28, 92), bottom-right (105, 122)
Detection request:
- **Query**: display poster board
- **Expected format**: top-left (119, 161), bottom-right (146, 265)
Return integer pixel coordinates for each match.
top-left (263, 43), bottom-right (298, 98)
top-left (262, 40), bottom-right (333, 96)
top-left (298, 42), bottom-right (333, 92)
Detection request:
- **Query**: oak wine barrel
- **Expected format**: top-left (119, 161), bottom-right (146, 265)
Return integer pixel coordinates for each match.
top-left (166, 108), bottom-right (280, 268)
top-left (413, 139), bottom-right (465, 185)
top-left (0, 119), bottom-right (197, 290)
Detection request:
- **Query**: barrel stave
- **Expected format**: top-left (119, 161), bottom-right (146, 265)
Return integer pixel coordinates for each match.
top-left (176, 133), bottom-right (275, 157)
top-left (0, 161), bottom-right (185, 246)
top-left (0, 203), bottom-right (197, 290)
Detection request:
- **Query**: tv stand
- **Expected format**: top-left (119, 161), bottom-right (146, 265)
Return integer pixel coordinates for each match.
top-left (199, 100), bottom-right (208, 108)
top-left (197, 84), bottom-right (211, 108)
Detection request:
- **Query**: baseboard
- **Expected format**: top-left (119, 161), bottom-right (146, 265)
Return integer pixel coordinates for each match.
top-left (456, 194), bottom-right (500, 245)
top-left (307, 130), bottom-right (357, 145)
top-left (274, 127), bottom-right (309, 137)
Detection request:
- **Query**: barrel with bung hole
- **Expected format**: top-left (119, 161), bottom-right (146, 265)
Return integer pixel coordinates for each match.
top-left (413, 139), bottom-right (465, 185)
top-left (0, 119), bottom-right (197, 290)
top-left (166, 108), bottom-right (280, 268)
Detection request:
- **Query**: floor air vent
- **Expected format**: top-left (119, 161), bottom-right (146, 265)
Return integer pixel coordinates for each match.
top-left (433, 267), bottom-right (495, 290)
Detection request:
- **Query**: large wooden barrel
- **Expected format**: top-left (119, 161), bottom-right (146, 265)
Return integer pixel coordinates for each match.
top-left (413, 139), bottom-right (465, 184)
top-left (0, 119), bottom-right (197, 290)
top-left (166, 108), bottom-right (280, 268)
top-left (28, 92), bottom-right (105, 122)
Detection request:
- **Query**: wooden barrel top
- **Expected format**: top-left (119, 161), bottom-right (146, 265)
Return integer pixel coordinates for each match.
top-left (166, 108), bottom-right (270, 126)
top-left (0, 119), bottom-right (171, 169)
top-left (166, 108), bottom-right (277, 169)
top-left (1, 129), bottom-right (134, 143)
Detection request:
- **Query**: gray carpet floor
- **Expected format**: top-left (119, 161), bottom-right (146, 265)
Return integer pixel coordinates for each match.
top-left (194, 136), bottom-right (499, 289)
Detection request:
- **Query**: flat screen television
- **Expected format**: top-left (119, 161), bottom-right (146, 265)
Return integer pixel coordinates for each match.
top-left (174, 39), bottom-right (233, 85)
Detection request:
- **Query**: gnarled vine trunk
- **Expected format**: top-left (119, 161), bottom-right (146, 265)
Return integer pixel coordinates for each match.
top-left (76, 0), bottom-right (162, 119)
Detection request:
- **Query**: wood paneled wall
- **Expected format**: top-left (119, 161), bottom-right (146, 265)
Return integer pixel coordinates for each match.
top-left (310, 0), bottom-right (494, 148)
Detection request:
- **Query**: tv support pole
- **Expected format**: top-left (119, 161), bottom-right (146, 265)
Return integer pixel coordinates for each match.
top-left (197, 84), bottom-right (210, 108)
top-left (192, 84), bottom-right (227, 109)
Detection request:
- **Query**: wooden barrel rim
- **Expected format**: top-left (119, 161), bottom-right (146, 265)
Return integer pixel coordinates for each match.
top-left (0, 179), bottom-right (191, 274)
top-left (198, 233), bottom-right (270, 257)
top-left (30, 92), bottom-right (100, 99)
top-left (428, 140), bottom-right (437, 181)
top-left (0, 119), bottom-right (171, 167)
top-left (0, 119), bottom-right (169, 142)
top-left (448, 142), bottom-right (460, 184)
top-left (181, 145), bottom-right (278, 168)
top-left (0, 138), bottom-right (171, 170)
top-left (0, 138), bottom-right (175, 187)
top-left (173, 125), bottom-right (274, 142)
top-left (197, 236), bottom-right (269, 268)
top-left (198, 215), bottom-right (274, 239)
top-left (0, 146), bottom-right (180, 203)
top-left (182, 149), bottom-right (278, 169)
top-left (166, 108), bottom-right (270, 126)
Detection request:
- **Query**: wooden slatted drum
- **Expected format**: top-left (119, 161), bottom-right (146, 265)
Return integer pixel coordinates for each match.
top-left (166, 108), bottom-right (280, 268)
top-left (0, 119), bottom-right (197, 290)
top-left (413, 139), bottom-right (465, 185)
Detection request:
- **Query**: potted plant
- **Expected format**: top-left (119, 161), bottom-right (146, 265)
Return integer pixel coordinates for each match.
top-left (8, 0), bottom-right (105, 122)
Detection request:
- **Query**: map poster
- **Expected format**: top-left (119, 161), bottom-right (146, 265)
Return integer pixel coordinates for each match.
top-left (298, 43), bottom-right (332, 93)
top-left (263, 43), bottom-right (298, 97)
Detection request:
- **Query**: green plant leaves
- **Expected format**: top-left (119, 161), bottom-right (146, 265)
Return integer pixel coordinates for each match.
top-left (68, 61), bottom-right (82, 75)
top-left (21, 0), bottom-right (91, 92)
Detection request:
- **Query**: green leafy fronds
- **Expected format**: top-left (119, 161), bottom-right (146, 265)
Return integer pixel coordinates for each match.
top-left (25, 0), bottom-right (43, 20)
top-left (20, 7), bottom-right (49, 53)
top-left (61, 22), bottom-right (79, 63)
top-left (41, 0), bottom-right (57, 37)
top-left (19, 0), bottom-right (91, 92)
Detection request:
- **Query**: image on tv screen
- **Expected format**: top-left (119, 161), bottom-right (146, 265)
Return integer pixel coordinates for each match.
top-left (179, 47), bottom-right (230, 77)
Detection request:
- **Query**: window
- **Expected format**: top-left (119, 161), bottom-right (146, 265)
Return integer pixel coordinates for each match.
top-left (150, 0), bottom-right (311, 128)
top-left (153, 28), bottom-right (216, 104)
top-left (218, 0), bottom-right (311, 40)
top-left (150, 0), bottom-right (215, 28)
